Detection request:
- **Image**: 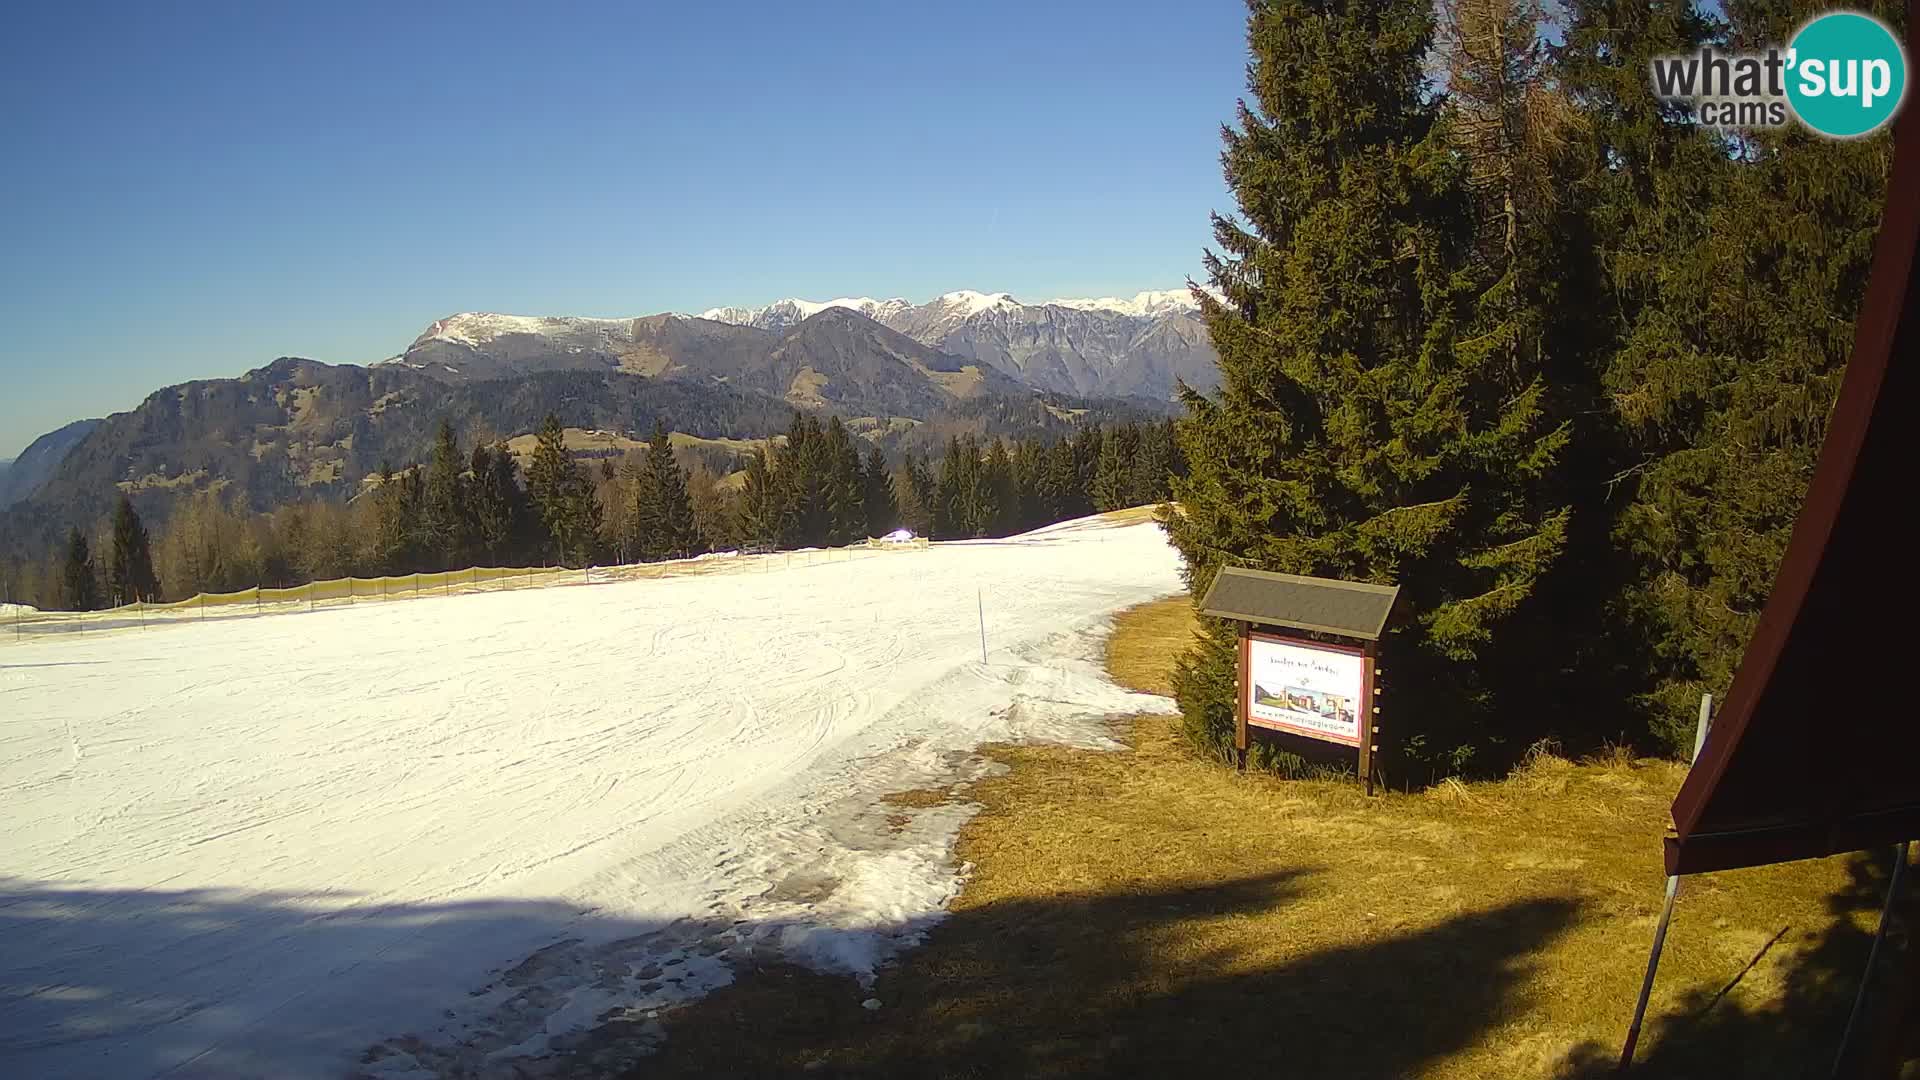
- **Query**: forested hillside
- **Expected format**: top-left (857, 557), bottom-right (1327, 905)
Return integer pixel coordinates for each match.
top-left (4, 405), bottom-right (1183, 610)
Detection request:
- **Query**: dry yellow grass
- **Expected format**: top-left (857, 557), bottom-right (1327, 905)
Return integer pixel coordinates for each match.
top-left (1103, 594), bottom-right (1194, 697)
top-left (629, 599), bottom-right (1916, 1079)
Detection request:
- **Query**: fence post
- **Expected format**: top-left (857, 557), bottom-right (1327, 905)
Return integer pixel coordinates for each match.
top-left (308, 581), bottom-right (314, 613)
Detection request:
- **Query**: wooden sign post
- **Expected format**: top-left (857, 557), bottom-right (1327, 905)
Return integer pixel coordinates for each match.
top-left (1203, 568), bottom-right (1398, 794)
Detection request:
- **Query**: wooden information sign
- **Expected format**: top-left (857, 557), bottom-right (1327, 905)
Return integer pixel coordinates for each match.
top-left (1199, 567), bottom-right (1398, 794)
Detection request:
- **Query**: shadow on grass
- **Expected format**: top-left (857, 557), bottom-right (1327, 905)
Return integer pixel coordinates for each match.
top-left (1559, 848), bottom-right (1918, 1079)
top-left (636, 869), bottom-right (1583, 1079)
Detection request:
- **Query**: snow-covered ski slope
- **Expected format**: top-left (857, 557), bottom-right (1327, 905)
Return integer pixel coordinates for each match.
top-left (1, 515), bottom-right (1183, 1079)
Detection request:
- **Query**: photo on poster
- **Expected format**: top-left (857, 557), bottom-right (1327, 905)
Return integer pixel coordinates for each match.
top-left (1245, 634), bottom-right (1365, 746)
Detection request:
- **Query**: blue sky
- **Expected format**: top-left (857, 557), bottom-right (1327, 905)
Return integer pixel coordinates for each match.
top-left (0, 1), bottom-right (1248, 457)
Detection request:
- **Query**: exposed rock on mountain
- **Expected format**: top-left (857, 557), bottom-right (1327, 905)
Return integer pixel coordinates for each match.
top-left (381, 308), bottom-right (1025, 417)
top-left (695, 288), bottom-right (1219, 399)
top-left (0, 418), bottom-right (103, 508)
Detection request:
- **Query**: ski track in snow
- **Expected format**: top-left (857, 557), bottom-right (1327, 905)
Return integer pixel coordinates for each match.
top-left (0, 517), bottom-right (1183, 1079)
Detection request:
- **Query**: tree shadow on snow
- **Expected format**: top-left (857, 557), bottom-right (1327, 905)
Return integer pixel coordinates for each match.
top-left (1, 869), bottom-right (1586, 1080)
top-left (0, 878), bottom-right (727, 1079)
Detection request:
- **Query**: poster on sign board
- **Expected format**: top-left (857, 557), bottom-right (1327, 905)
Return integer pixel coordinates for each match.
top-left (1244, 632), bottom-right (1366, 747)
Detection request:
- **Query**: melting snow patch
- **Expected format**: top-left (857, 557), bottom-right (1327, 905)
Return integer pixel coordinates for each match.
top-left (4, 516), bottom-right (1181, 1079)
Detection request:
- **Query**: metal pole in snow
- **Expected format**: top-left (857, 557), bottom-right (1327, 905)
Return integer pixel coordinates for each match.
top-left (1619, 692), bottom-right (1714, 1071)
top-left (977, 587), bottom-right (987, 664)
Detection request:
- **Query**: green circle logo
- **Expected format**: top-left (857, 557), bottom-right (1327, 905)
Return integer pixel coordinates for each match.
top-left (1786, 11), bottom-right (1907, 138)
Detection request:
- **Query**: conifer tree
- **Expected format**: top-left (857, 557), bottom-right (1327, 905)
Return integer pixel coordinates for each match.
top-left (525, 414), bottom-right (600, 566)
top-left (1091, 428), bottom-right (1132, 512)
top-left (421, 419), bottom-right (469, 570)
top-left (1165, 0), bottom-right (1571, 771)
top-left (862, 446), bottom-right (897, 537)
top-left (641, 421), bottom-right (701, 560)
top-left (621, 451), bottom-right (660, 563)
top-left (1070, 426), bottom-right (1101, 515)
top-left (776, 413), bottom-right (828, 547)
top-left (467, 443), bottom-right (529, 565)
top-left (935, 435), bottom-right (993, 538)
top-left (1012, 440), bottom-right (1047, 532)
top-left (820, 417), bottom-right (865, 546)
top-left (897, 453), bottom-right (936, 536)
top-left (108, 495), bottom-right (160, 604)
top-left (983, 439), bottom-right (1016, 537)
top-left (371, 463), bottom-right (424, 574)
top-left (62, 527), bottom-right (99, 611)
top-left (738, 448), bottom-right (787, 550)
top-left (1040, 439), bottom-right (1078, 522)
top-left (1590, 0), bottom-right (1900, 750)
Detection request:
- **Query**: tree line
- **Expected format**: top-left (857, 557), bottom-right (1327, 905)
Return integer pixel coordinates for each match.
top-left (1165, 0), bottom-right (1896, 775)
top-left (738, 413), bottom-right (1185, 549)
top-left (10, 412), bottom-right (1185, 611)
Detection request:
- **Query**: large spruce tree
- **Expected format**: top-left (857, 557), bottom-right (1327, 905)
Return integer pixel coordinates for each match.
top-left (525, 413), bottom-right (601, 567)
top-left (421, 419), bottom-right (469, 570)
top-left (108, 495), bottom-right (160, 604)
top-left (63, 527), bottom-right (99, 611)
top-left (371, 463), bottom-right (424, 574)
top-left (1589, 0), bottom-right (1900, 750)
top-left (638, 421), bottom-right (701, 561)
top-left (738, 448), bottom-right (788, 550)
top-left (468, 443), bottom-right (530, 565)
top-left (862, 446), bottom-right (898, 537)
top-left (1165, 0), bottom-right (1571, 773)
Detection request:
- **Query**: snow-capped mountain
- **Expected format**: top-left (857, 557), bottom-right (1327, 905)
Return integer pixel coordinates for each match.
top-left (375, 287), bottom-right (1217, 401)
top-left (696, 296), bottom-right (915, 332)
top-left (691, 288), bottom-right (1217, 399)
top-left (1046, 289), bottom-right (1203, 319)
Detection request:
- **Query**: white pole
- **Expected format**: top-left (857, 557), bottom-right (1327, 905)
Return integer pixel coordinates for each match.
top-left (1620, 692), bottom-right (1714, 1069)
top-left (977, 587), bottom-right (987, 664)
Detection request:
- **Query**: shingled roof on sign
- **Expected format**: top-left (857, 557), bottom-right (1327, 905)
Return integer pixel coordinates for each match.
top-left (1196, 566), bottom-right (1399, 641)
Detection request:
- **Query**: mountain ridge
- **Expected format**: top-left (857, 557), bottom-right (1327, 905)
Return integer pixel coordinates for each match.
top-left (390, 286), bottom-right (1220, 401)
top-left (1, 288), bottom-right (1213, 561)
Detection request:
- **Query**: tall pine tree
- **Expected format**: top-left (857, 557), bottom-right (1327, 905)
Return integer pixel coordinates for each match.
top-left (1165, 0), bottom-right (1570, 774)
top-left (108, 495), bottom-right (160, 604)
top-left (63, 527), bottom-right (100, 611)
top-left (638, 421), bottom-right (701, 560)
top-left (738, 447), bottom-right (788, 550)
top-left (862, 446), bottom-right (898, 537)
top-left (525, 414), bottom-right (601, 567)
top-left (421, 419), bottom-right (469, 570)
top-left (468, 443), bottom-right (531, 565)
top-left (1591, 0), bottom-right (1900, 751)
